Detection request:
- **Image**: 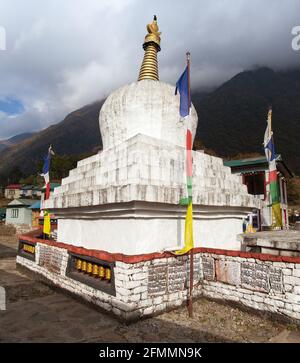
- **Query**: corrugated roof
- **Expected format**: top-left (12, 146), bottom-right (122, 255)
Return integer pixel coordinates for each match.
top-left (29, 201), bottom-right (41, 209)
top-left (223, 155), bottom-right (280, 167)
top-left (7, 199), bottom-right (39, 207)
top-left (223, 154), bottom-right (293, 178)
top-left (6, 184), bottom-right (22, 189)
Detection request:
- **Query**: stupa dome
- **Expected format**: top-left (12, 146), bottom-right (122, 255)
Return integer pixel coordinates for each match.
top-left (99, 79), bottom-right (198, 150)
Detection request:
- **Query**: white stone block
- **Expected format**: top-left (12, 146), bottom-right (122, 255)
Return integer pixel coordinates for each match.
top-left (153, 296), bottom-right (164, 305)
top-left (252, 295), bottom-right (264, 303)
top-left (285, 293), bottom-right (300, 304)
top-left (282, 269), bottom-right (292, 276)
top-left (293, 304), bottom-right (300, 313)
top-left (116, 287), bottom-right (131, 297)
top-left (132, 286), bottom-right (147, 294)
top-left (143, 306), bottom-right (154, 315)
top-left (131, 272), bottom-right (148, 281)
top-left (294, 286), bottom-right (300, 295)
top-left (284, 275), bottom-right (300, 286)
top-left (272, 262), bottom-right (287, 268)
top-left (284, 284), bottom-right (293, 293)
top-left (128, 294), bottom-right (141, 302)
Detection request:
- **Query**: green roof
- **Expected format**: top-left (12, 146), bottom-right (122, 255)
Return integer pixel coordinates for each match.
top-left (223, 154), bottom-right (293, 177)
top-left (224, 155), bottom-right (281, 168)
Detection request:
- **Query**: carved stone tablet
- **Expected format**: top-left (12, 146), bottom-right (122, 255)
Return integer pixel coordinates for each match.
top-left (269, 267), bottom-right (283, 293)
top-left (148, 265), bottom-right (168, 296)
top-left (241, 262), bottom-right (269, 292)
top-left (201, 257), bottom-right (215, 281)
top-left (168, 260), bottom-right (186, 292)
top-left (216, 260), bottom-right (241, 286)
top-left (38, 245), bottom-right (63, 274)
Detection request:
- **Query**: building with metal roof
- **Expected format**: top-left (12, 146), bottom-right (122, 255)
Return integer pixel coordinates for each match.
top-left (224, 154), bottom-right (293, 229)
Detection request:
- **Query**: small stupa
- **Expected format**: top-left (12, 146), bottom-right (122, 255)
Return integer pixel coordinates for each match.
top-left (17, 17), bottom-right (260, 320)
top-left (44, 16), bottom-right (259, 253)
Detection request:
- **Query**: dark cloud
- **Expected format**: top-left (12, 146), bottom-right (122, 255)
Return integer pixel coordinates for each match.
top-left (0, 0), bottom-right (299, 138)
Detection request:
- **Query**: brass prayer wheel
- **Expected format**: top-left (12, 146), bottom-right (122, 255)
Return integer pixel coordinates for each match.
top-left (76, 259), bottom-right (82, 270)
top-left (105, 268), bottom-right (111, 281)
top-left (99, 266), bottom-right (105, 279)
top-left (87, 262), bottom-right (93, 274)
top-left (81, 260), bottom-right (87, 272)
top-left (23, 244), bottom-right (35, 254)
top-left (92, 264), bottom-right (99, 277)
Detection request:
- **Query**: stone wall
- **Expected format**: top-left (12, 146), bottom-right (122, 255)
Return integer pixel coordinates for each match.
top-left (0, 224), bottom-right (16, 236)
top-left (200, 253), bottom-right (300, 321)
top-left (16, 236), bottom-right (300, 322)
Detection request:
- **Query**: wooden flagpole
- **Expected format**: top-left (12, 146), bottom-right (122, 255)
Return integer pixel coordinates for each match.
top-left (186, 51), bottom-right (194, 318)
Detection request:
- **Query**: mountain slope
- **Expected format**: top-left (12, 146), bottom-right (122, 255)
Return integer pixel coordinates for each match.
top-left (194, 67), bottom-right (300, 174)
top-left (0, 132), bottom-right (35, 152)
top-left (0, 101), bottom-right (103, 179)
top-left (0, 67), bottom-right (299, 182)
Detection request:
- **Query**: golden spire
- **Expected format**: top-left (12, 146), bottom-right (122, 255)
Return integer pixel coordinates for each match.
top-left (138, 15), bottom-right (161, 81)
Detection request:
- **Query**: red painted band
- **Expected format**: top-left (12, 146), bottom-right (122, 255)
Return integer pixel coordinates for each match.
top-left (18, 230), bottom-right (300, 265)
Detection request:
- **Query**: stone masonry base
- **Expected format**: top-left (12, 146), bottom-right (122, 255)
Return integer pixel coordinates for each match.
top-left (16, 235), bottom-right (300, 323)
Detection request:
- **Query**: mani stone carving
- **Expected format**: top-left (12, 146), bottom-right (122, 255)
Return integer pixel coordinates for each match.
top-left (38, 245), bottom-right (63, 274)
top-left (148, 264), bottom-right (168, 296)
top-left (201, 257), bottom-right (215, 281)
top-left (148, 256), bottom-right (202, 296)
top-left (269, 267), bottom-right (283, 294)
top-left (241, 262), bottom-right (269, 292)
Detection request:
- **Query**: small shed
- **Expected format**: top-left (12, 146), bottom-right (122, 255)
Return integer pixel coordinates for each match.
top-left (5, 199), bottom-right (39, 226)
top-left (29, 201), bottom-right (41, 228)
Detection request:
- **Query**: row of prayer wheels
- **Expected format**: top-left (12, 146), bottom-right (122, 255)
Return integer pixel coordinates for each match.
top-left (75, 258), bottom-right (111, 282)
top-left (23, 243), bottom-right (35, 254)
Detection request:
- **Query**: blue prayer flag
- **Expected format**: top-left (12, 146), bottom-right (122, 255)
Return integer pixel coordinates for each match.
top-left (175, 66), bottom-right (191, 117)
top-left (265, 137), bottom-right (276, 162)
top-left (42, 153), bottom-right (51, 174)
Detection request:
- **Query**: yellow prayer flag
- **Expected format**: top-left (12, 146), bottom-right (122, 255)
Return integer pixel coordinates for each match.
top-left (175, 202), bottom-right (194, 255)
top-left (43, 210), bottom-right (51, 235)
top-left (272, 203), bottom-right (282, 228)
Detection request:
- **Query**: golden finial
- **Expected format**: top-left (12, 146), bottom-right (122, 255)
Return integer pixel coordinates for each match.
top-left (138, 15), bottom-right (161, 81)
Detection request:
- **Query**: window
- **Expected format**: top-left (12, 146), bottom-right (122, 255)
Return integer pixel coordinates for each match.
top-left (243, 173), bottom-right (265, 196)
top-left (11, 209), bottom-right (19, 218)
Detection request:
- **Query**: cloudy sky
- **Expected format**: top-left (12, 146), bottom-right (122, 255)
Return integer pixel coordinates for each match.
top-left (0, 0), bottom-right (299, 139)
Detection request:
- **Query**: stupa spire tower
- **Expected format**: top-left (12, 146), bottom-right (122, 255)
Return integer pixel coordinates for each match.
top-left (138, 15), bottom-right (161, 81)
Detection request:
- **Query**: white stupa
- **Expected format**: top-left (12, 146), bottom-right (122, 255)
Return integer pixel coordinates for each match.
top-left (44, 17), bottom-right (260, 255)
